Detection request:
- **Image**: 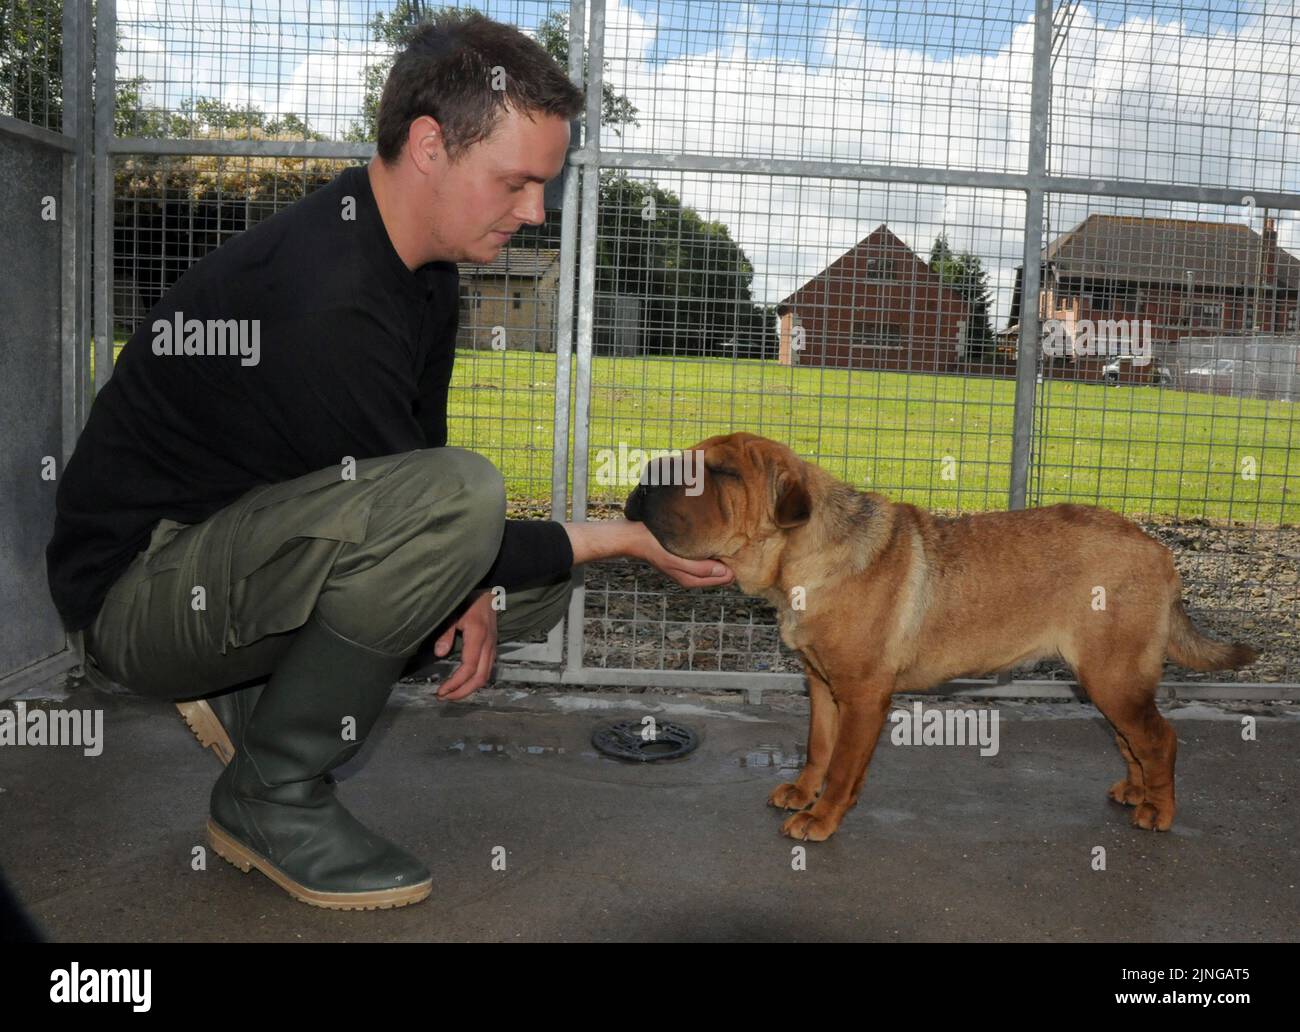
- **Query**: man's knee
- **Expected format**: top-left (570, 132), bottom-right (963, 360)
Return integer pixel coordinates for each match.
top-left (422, 448), bottom-right (504, 570)
top-left (442, 447), bottom-right (506, 525)
top-left (366, 448), bottom-right (506, 563)
top-left (397, 447), bottom-right (502, 513)
top-left (316, 449), bottom-right (509, 654)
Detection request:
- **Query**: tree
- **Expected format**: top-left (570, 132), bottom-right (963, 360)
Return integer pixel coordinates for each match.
top-left (596, 172), bottom-right (774, 358)
top-left (534, 9), bottom-right (638, 138)
top-left (930, 232), bottom-right (995, 359)
top-left (1, 0), bottom-right (66, 128)
top-left (532, 16), bottom-right (768, 356)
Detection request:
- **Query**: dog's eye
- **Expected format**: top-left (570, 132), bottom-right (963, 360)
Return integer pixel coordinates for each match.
top-left (707, 465), bottom-right (740, 478)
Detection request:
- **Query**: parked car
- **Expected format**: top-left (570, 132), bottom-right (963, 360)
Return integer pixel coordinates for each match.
top-left (1182, 357), bottom-right (1242, 397)
top-left (1187, 358), bottom-right (1237, 376)
top-left (1102, 357), bottom-right (1175, 386)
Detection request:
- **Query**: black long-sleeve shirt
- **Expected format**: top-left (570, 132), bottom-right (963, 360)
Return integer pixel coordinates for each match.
top-left (46, 163), bottom-right (573, 631)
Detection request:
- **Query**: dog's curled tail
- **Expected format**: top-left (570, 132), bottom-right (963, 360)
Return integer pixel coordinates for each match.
top-left (1166, 601), bottom-right (1258, 671)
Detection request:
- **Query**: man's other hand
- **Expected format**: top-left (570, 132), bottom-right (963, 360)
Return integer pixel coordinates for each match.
top-left (433, 589), bottom-right (498, 701)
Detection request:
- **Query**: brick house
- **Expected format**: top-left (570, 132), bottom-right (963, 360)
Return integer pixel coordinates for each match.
top-left (775, 225), bottom-right (981, 373)
top-left (1002, 215), bottom-right (1300, 383)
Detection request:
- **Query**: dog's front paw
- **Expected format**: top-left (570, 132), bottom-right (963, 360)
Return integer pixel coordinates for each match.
top-left (780, 808), bottom-right (841, 841)
top-left (1108, 779), bottom-right (1145, 806)
top-left (1130, 801), bottom-right (1174, 831)
top-left (768, 782), bottom-right (815, 811)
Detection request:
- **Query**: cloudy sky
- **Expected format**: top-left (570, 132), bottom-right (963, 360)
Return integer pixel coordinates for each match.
top-left (116, 1), bottom-right (1300, 322)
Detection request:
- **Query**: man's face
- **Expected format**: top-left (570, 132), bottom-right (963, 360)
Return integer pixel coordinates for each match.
top-left (424, 104), bottom-right (570, 264)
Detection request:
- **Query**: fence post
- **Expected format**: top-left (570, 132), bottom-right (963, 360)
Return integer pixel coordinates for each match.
top-left (92, 0), bottom-right (115, 392)
top-left (565, 0), bottom-right (605, 676)
top-left (538, 0), bottom-right (587, 667)
top-left (61, 0), bottom-right (93, 447)
top-left (1008, 0), bottom-right (1054, 512)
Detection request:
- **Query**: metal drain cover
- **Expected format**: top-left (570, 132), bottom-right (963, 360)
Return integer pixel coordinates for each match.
top-left (592, 720), bottom-right (699, 762)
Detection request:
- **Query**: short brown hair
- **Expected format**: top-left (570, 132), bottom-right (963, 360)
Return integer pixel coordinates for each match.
top-left (376, 10), bottom-right (586, 164)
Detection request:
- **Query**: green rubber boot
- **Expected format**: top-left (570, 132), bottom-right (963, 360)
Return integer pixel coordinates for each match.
top-left (178, 684), bottom-right (338, 784)
top-left (207, 615), bottom-right (431, 910)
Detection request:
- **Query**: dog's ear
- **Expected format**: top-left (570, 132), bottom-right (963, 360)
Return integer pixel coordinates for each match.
top-left (772, 464), bottom-right (812, 529)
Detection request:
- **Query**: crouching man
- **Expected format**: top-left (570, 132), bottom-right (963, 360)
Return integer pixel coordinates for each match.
top-left (46, 10), bottom-right (732, 911)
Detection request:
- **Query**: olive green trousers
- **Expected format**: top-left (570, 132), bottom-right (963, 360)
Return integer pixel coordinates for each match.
top-left (80, 448), bottom-right (573, 700)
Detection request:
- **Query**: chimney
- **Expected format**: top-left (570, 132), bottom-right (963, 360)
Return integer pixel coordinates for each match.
top-left (1263, 217), bottom-right (1278, 280)
top-left (1263, 217), bottom-right (1279, 331)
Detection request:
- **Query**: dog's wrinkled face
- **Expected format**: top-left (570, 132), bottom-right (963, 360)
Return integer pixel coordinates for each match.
top-left (624, 431), bottom-right (812, 589)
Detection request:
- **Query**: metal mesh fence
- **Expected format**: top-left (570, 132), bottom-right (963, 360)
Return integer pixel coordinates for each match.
top-left (1024, 193), bottom-right (1300, 684)
top-left (1047, 1), bottom-right (1300, 193)
top-left (576, 0), bottom-right (1298, 692)
top-left (111, 154), bottom-right (351, 329)
top-left (596, 0), bottom-right (1036, 171)
top-left (79, 0), bottom-right (1300, 695)
top-left (582, 176), bottom-right (1027, 509)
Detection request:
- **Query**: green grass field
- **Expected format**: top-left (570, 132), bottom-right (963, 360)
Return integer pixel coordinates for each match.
top-left (106, 341), bottom-right (1298, 525)
top-left (448, 349), bottom-right (1299, 526)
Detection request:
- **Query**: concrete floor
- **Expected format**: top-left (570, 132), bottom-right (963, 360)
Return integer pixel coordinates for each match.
top-left (1, 678), bottom-right (1296, 942)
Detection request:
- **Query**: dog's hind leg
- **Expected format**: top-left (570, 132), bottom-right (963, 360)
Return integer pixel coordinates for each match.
top-left (780, 680), bottom-right (893, 842)
top-left (769, 662), bottom-right (837, 812)
top-left (1077, 656), bottom-right (1176, 831)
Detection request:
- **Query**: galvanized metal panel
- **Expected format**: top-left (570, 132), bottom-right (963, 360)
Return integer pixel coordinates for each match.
top-left (0, 130), bottom-right (73, 693)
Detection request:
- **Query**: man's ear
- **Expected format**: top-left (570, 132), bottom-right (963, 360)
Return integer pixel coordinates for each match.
top-left (407, 114), bottom-right (446, 172)
top-left (772, 465), bottom-right (812, 528)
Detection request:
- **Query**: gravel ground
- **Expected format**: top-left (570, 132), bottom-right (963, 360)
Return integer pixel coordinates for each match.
top-left (495, 501), bottom-right (1298, 690)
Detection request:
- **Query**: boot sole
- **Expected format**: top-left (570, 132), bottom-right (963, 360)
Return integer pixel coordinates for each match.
top-left (176, 700), bottom-right (235, 765)
top-left (207, 818), bottom-right (433, 911)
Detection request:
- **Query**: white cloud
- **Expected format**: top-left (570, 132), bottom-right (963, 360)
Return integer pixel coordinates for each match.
top-left (117, 1), bottom-right (381, 136)
top-left (604, 0), bottom-right (658, 64)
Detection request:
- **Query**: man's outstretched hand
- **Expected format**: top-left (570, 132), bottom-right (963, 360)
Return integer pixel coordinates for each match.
top-left (563, 518), bottom-right (734, 589)
top-left (618, 519), bottom-right (735, 589)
